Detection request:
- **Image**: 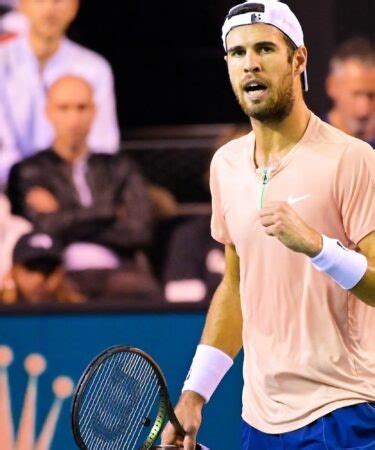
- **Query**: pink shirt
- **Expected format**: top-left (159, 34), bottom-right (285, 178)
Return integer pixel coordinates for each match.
top-left (210, 113), bottom-right (375, 433)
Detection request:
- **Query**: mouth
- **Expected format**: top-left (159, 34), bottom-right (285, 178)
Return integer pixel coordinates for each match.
top-left (242, 80), bottom-right (268, 102)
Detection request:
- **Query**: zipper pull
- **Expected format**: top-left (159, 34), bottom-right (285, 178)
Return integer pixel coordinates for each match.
top-left (259, 166), bottom-right (271, 209)
top-left (262, 168), bottom-right (270, 185)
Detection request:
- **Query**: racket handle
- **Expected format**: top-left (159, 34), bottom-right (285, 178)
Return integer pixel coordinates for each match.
top-left (151, 445), bottom-right (209, 449)
top-left (151, 446), bottom-right (181, 449)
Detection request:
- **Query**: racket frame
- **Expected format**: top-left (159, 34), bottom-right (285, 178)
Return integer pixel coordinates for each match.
top-left (71, 345), bottom-right (184, 450)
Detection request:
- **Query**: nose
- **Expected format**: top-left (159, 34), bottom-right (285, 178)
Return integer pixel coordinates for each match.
top-left (243, 50), bottom-right (261, 73)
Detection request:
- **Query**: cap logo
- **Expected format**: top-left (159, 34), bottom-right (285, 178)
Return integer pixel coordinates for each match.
top-left (251, 12), bottom-right (263, 23)
top-left (29, 234), bottom-right (53, 249)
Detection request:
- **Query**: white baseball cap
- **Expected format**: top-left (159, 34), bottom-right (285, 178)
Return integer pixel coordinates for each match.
top-left (222, 0), bottom-right (308, 91)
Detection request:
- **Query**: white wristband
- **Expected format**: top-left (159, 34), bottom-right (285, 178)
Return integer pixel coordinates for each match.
top-left (311, 235), bottom-right (367, 289)
top-left (182, 344), bottom-right (233, 403)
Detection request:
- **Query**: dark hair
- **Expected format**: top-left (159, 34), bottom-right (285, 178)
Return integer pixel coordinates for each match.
top-left (281, 33), bottom-right (298, 63)
top-left (23, 257), bottom-right (62, 276)
top-left (330, 36), bottom-right (375, 70)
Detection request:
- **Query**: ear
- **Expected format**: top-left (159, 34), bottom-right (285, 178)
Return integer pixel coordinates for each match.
top-left (294, 46), bottom-right (308, 77)
top-left (224, 54), bottom-right (228, 63)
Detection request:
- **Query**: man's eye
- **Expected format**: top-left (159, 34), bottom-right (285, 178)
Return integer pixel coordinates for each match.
top-left (230, 49), bottom-right (245, 57)
top-left (260, 46), bottom-right (272, 54)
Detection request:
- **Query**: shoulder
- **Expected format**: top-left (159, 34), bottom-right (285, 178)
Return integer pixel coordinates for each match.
top-left (309, 117), bottom-right (375, 183)
top-left (319, 118), bottom-right (374, 162)
top-left (114, 151), bottom-right (140, 170)
top-left (91, 151), bottom-right (140, 175)
top-left (0, 36), bottom-right (23, 65)
top-left (211, 132), bottom-right (252, 170)
top-left (0, 35), bottom-right (22, 53)
top-left (63, 39), bottom-right (112, 73)
top-left (88, 152), bottom-right (114, 168)
top-left (293, 114), bottom-right (374, 174)
top-left (312, 114), bottom-right (372, 155)
top-left (11, 150), bottom-right (55, 173)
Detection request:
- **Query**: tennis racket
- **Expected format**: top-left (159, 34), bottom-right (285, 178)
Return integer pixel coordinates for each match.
top-left (71, 345), bottom-right (209, 450)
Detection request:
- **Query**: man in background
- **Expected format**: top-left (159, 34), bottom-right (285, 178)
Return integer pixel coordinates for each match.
top-left (7, 75), bottom-right (159, 300)
top-left (325, 36), bottom-right (374, 146)
top-left (0, 0), bottom-right (119, 183)
top-left (1, 231), bottom-right (83, 305)
top-left (0, 192), bottom-right (31, 288)
top-left (0, 0), bottom-right (28, 41)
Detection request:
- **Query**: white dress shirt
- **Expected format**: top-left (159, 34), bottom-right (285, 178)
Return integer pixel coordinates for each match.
top-left (0, 35), bottom-right (120, 174)
top-left (0, 100), bottom-right (18, 185)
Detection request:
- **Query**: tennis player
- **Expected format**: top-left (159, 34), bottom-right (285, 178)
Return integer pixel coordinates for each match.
top-left (161, 1), bottom-right (375, 449)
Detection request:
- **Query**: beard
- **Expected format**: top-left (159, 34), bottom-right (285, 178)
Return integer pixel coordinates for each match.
top-left (234, 68), bottom-right (295, 124)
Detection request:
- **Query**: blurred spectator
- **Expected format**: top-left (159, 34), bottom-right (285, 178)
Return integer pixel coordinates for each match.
top-left (0, 0), bottom-right (119, 182)
top-left (163, 126), bottom-right (248, 303)
top-left (0, 0), bottom-right (29, 42)
top-left (7, 75), bottom-right (160, 300)
top-left (0, 0), bottom-right (17, 10)
top-left (1, 231), bottom-right (84, 305)
top-left (147, 182), bottom-right (179, 221)
top-left (164, 215), bottom-right (224, 304)
top-left (0, 192), bottom-right (31, 288)
top-left (325, 37), bottom-right (375, 146)
top-left (0, 100), bottom-right (19, 186)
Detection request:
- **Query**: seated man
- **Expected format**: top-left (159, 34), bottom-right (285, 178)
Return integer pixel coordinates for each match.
top-left (1, 231), bottom-right (83, 305)
top-left (163, 215), bottom-right (225, 304)
top-left (325, 36), bottom-right (374, 146)
top-left (0, 0), bottom-right (119, 181)
top-left (0, 0), bottom-right (28, 42)
top-left (7, 75), bottom-right (160, 300)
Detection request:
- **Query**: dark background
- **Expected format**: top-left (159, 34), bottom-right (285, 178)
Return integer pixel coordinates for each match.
top-left (69, 0), bottom-right (374, 135)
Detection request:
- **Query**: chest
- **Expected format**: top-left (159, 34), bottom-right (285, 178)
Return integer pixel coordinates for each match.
top-left (220, 162), bottom-right (343, 249)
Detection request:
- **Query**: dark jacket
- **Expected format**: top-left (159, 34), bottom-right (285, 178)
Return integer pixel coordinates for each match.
top-left (7, 149), bottom-right (153, 256)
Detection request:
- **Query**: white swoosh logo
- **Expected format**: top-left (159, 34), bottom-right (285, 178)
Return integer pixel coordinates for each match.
top-left (287, 194), bottom-right (311, 205)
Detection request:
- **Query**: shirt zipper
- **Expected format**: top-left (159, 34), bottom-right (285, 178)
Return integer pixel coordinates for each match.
top-left (258, 166), bottom-right (271, 209)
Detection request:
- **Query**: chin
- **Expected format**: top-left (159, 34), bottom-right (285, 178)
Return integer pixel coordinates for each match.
top-left (38, 28), bottom-right (62, 40)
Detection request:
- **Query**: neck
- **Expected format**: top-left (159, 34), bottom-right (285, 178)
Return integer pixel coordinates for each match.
top-left (53, 139), bottom-right (88, 164)
top-left (251, 99), bottom-right (311, 168)
top-left (28, 29), bottom-right (62, 70)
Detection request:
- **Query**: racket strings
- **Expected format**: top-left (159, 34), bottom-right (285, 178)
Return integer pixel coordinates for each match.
top-left (106, 358), bottom-right (156, 450)
top-left (123, 375), bottom-right (161, 449)
top-left (80, 352), bottom-right (138, 441)
top-left (87, 355), bottom-right (145, 448)
top-left (78, 351), bottom-right (163, 450)
top-left (80, 353), bottom-right (134, 435)
top-left (81, 352), bottom-right (146, 448)
top-left (82, 352), bottom-right (145, 448)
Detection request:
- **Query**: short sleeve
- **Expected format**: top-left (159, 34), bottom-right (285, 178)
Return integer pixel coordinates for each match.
top-left (209, 153), bottom-right (232, 245)
top-left (333, 141), bottom-right (375, 244)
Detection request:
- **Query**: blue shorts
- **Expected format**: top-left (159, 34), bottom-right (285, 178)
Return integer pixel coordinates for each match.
top-left (241, 403), bottom-right (375, 449)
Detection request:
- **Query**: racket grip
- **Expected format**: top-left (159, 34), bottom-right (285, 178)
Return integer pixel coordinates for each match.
top-left (151, 446), bottom-right (181, 449)
top-left (151, 445), bottom-right (209, 449)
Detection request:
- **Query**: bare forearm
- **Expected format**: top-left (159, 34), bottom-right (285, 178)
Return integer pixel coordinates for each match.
top-left (201, 277), bottom-right (243, 359)
top-left (350, 265), bottom-right (375, 307)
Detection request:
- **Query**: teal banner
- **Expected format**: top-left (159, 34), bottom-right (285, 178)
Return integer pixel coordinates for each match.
top-left (0, 312), bottom-right (243, 450)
